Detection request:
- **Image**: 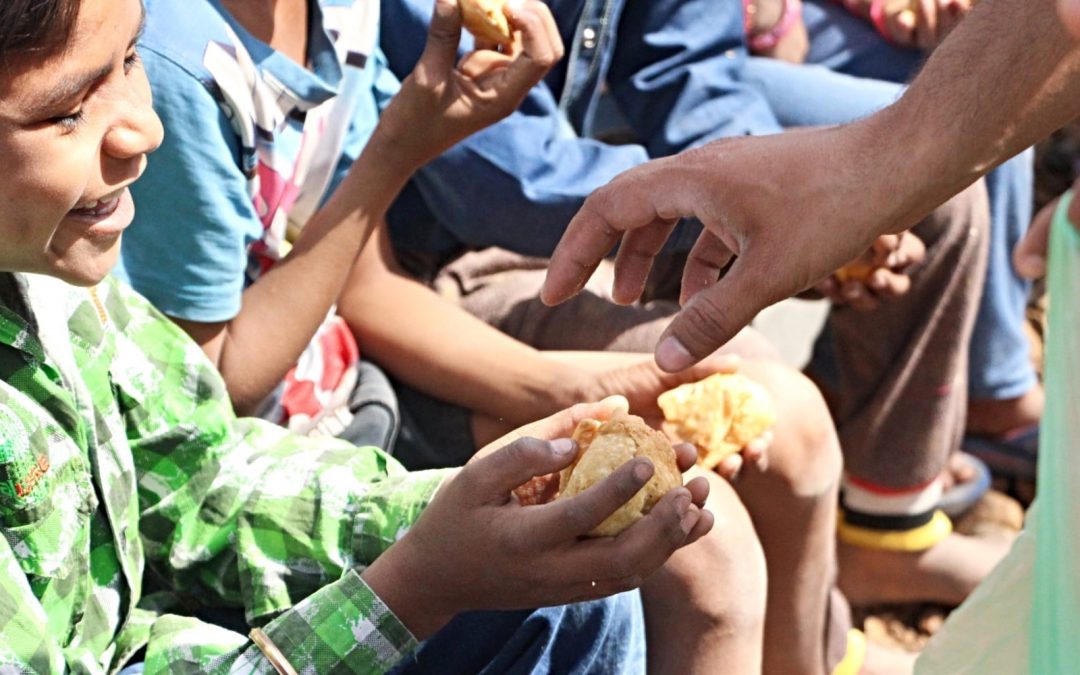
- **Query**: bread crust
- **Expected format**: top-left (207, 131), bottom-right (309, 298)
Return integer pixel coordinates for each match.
top-left (658, 373), bottom-right (777, 470)
top-left (460, 0), bottom-right (513, 45)
top-left (557, 414), bottom-right (681, 537)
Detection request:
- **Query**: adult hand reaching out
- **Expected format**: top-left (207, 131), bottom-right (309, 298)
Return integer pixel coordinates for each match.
top-left (541, 126), bottom-right (904, 372)
top-left (543, 0), bottom-right (1080, 374)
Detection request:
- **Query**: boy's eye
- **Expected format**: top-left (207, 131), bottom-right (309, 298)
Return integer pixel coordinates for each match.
top-left (51, 109), bottom-right (86, 132)
top-left (124, 50), bottom-right (141, 73)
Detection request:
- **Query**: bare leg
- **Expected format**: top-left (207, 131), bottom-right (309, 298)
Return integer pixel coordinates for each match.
top-left (735, 359), bottom-right (843, 675)
top-left (640, 469), bottom-right (767, 675)
top-left (838, 532), bottom-right (1014, 606)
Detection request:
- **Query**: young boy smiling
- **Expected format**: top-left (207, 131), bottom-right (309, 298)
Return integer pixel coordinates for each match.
top-left (0, 0), bottom-right (745, 672)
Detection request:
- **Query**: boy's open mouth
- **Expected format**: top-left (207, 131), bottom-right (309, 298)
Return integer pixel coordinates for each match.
top-left (70, 195), bottom-right (121, 219)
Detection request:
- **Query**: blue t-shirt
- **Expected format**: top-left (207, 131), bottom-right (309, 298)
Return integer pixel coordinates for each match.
top-left (116, 0), bottom-right (398, 323)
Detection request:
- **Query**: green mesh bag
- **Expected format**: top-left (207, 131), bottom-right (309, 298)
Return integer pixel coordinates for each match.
top-left (916, 192), bottom-right (1080, 673)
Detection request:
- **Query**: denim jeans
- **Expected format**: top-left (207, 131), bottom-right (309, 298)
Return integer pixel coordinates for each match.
top-left (388, 592), bottom-right (646, 675)
top-left (743, 19), bottom-right (1036, 399)
top-left (743, 12), bottom-right (1038, 402)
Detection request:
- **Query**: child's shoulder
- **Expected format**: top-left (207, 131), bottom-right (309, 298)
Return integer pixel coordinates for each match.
top-left (140, 0), bottom-right (240, 83)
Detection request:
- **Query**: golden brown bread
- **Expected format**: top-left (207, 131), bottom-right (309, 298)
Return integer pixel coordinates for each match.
top-left (833, 260), bottom-right (876, 283)
top-left (556, 414), bottom-right (682, 537)
top-left (460, 0), bottom-right (513, 46)
top-left (657, 373), bottom-right (777, 470)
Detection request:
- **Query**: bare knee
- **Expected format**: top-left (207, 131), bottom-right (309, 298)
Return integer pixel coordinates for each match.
top-left (642, 475), bottom-right (767, 636)
top-left (740, 359), bottom-right (842, 498)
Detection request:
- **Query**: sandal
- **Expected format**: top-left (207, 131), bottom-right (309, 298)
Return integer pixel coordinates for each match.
top-left (831, 629), bottom-right (867, 675)
top-left (938, 452), bottom-right (993, 519)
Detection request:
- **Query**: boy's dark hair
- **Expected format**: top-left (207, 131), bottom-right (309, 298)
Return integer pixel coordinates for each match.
top-left (0, 0), bottom-right (81, 63)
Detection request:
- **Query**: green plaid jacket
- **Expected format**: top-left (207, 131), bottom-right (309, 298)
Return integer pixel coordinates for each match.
top-left (0, 272), bottom-right (451, 673)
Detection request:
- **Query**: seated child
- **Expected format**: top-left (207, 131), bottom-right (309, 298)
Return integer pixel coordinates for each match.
top-left (0, 0), bottom-right (756, 672)
top-left (116, 0), bottom-right (857, 671)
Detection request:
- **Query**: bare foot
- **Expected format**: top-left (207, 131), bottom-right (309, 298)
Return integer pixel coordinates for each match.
top-left (938, 453), bottom-right (976, 492)
top-left (838, 531), bottom-right (1015, 607)
top-left (862, 641), bottom-right (916, 675)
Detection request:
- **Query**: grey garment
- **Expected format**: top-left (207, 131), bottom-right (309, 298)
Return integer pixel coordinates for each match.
top-left (384, 373), bottom-right (477, 470)
top-left (335, 360), bottom-right (400, 451)
top-left (826, 182), bottom-right (990, 488)
top-left (333, 359), bottom-right (475, 469)
top-left (420, 182), bottom-right (990, 492)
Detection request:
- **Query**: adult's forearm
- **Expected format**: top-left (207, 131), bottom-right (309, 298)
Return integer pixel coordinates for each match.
top-left (218, 127), bottom-right (416, 413)
top-left (871, 0), bottom-right (1080, 231)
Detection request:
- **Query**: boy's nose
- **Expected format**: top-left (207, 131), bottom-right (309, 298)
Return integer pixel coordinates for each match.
top-left (104, 99), bottom-right (164, 160)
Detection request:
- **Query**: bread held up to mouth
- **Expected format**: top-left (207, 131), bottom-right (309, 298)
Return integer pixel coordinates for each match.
top-left (460, 0), bottom-right (513, 46)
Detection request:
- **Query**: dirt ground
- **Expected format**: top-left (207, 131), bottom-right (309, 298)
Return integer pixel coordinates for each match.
top-left (855, 489), bottom-right (1027, 653)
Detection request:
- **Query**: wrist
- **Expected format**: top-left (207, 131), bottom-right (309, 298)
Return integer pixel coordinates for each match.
top-left (535, 361), bottom-right (594, 421)
top-left (367, 107), bottom-right (429, 179)
top-left (361, 538), bottom-right (457, 641)
top-left (842, 112), bottom-right (930, 235)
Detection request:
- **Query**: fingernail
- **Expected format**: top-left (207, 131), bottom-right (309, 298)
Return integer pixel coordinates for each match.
top-left (680, 506), bottom-right (700, 534)
top-left (551, 438), bottom-right (575, 456)
top-left (656, 337), bottom-right (694, 372)
top-left (674, 493), bottom-right (690, 516)
top-left (633, 460), bottom-right (654, 484)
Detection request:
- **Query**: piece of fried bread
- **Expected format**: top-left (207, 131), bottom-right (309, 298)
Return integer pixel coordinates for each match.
top-left (658, 373), bottom-right (776, 470)
top-left (556, 414), bottom-right (681, 537)
top-left (834, 260), bottom-right (876, 283)
top-left (460, 0), bottom-right (513, 45)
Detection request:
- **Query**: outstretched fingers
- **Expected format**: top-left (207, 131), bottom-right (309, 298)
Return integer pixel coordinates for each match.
top-left (657, 256), bottom-right (770, 372)
top-left (680, 230), bottom-right (735, 306)
top-left (543, 165), bottom-right (683, 305)
top-left (542, 196), bottom-right (626, 305)
top-left (612, 217), bottom-right (678, 304)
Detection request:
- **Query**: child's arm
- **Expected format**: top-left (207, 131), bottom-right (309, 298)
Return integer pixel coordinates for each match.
top-left (167, 0), bottom-right (563, 415)
top-left (338, 220), bottom-right (584, 426)
top-left (337, 221), bottom-right (744, 432)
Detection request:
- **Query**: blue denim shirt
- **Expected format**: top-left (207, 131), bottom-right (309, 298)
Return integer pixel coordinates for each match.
top-left (383, 0), bottom-right (784, 257)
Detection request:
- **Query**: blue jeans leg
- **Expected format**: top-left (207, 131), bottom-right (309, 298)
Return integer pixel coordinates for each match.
top-left (969, 150), bottom-right (1038, 401)
top-left (802, 0), bottom-right (924, 82)
top-left (388, 592), bottom-right (646, 675)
